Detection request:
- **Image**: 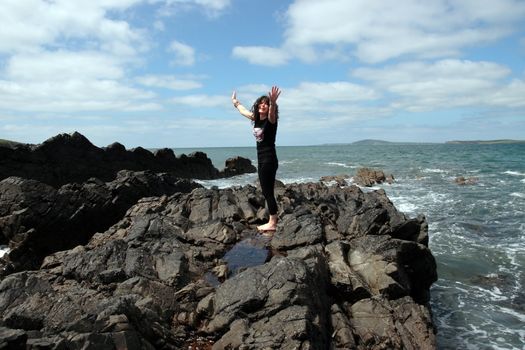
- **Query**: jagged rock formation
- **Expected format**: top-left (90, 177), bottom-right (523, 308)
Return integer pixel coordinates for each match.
top-left (0, 132), bottom-right (256, 187)
top-left (0, 171), bottom-right (201, 275)
top-left (0, 180), bottom-right (437, 349)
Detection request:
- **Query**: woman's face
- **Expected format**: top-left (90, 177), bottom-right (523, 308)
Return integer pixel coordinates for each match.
top-left (258, 99), bottom-right (269, 116)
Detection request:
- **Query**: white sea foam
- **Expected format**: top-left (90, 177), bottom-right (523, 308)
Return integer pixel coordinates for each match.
top-left (279, 159), bottom-right (297, 165)
top-left (388, 196), bottom-right (419, 214)
top-left (0, 246), bottom-right (9, 259)
top-left (510, 192), bottom-right (525, 198)
top-left (503, 170), bottom-right (525, 176)
top-left (434, 281), bottom-right (525, 349)
top-left (496, 306), bottom-right (525, 324)
top-left (196, 173), bottom-right (257, 189)
top-left (325, 162), bottom-right (352, 168)
top-left (281, 176), bottom-right (317, 184)
top-left (423, 168), bottom-right (447, 173)
top-left (359, 185), bottom-right (382, 192)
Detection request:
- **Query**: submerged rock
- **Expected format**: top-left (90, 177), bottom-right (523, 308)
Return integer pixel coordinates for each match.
top-left (454, 176), bottom-right (478, 185)
top-left (0, 181), bottom-right (437, 349)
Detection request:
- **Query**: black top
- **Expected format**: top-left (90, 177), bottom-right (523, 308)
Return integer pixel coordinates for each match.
top-left (254, 117), bottom-right (278, 164)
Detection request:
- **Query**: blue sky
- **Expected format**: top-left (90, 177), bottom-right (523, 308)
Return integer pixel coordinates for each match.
top-left (1, 0), bottom-right (524, 148)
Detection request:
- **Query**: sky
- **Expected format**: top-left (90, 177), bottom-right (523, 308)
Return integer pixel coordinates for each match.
top-left (1, 0), bottom-right (525, 148)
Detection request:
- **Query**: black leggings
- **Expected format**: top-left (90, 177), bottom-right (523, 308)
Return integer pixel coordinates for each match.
top-left (258, 161), bottom-right (278, 215)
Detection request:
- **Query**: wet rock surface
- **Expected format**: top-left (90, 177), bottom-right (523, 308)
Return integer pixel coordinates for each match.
top-left (0, 132), bottom-right (256, 187)
top-left (0, 180), bottom-right (438, 349)
top-left (354, 167), bottom-right (395, 187)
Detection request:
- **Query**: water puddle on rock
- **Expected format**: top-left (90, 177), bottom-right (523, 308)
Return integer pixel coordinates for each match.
top-left (205, 233), bottom-right (271, 286)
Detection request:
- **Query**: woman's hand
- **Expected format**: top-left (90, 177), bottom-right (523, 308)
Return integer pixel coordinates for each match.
top-left (269, 86), bottom-right (281, 104)
top-left (231, 91), bottom-right (239, 106)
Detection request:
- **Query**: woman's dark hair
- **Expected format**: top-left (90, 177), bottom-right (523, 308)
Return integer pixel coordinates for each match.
top-left (252, 95), bottom-right (279, 121)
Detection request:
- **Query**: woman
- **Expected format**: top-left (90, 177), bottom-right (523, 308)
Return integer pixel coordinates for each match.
top-left (231, 86), bottom-right (281, 232)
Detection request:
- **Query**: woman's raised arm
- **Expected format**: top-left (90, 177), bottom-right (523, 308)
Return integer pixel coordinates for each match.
top-left (231, 91), bottom-right (254, 120)
top-left (268, 86), bottom-right (281, 124)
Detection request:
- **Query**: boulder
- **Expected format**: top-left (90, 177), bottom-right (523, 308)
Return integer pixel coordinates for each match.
top-left (219, 156), bottom-right (257, 177)
top-left (354, 167), bottom-right (395, 187)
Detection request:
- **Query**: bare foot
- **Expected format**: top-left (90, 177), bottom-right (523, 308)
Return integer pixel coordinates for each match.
top-left (257, 222), bottom-right (277, 232)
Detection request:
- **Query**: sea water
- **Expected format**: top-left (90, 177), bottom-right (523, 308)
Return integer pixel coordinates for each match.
top-left (174, 143), bottom-right (525, 350)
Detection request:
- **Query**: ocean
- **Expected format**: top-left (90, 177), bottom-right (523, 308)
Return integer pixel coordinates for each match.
top-left (1, 143), bottom-right (523, 349)
top-left (180, 143), bottom-right (525, 350)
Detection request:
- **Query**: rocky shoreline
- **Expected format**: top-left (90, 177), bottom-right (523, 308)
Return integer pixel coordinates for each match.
top-left (0, 133), bottom-right (438, 349)
top-left (0, 132), bottom-right (256, 187)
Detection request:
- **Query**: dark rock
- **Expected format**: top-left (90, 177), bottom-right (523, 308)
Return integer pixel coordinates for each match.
top-left (0, 171), bottom-right (201, 275)
top-left (324, 241), bottom-right (371, 301)
top-left (219, 156), bottom-right (257, 177)
top-left (454, 176), bottom-right (478, 185)
top-left (270, 208), bottom-right (324, 250)
top-left (0, 132), bottom-right (256, 187)
top-left (350, 296), bottom-right (436, 349)
top-left (207, 255), bottom-right (330, 349)
top-left (0, 180), bottom-right (437, 349)
top-left (154, 148), bottom-right (177, 162)
top-left (347, 235), bottom-right (436, 303)
top-left (320, 174), bottom-right (350, 186)
top-left (0, 326), bottom-right (28, 349)
top-left (354, 167), bottom-right (394, 187)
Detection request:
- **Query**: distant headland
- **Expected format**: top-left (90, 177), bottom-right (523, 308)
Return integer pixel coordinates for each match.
top-left (445, 139), bottom-right (525, 144)
top-left (351, 139), bottom-right (431, 145)
top-left (0, 138), bottom-right (22, 147)
top-left (320, 139), bottom-right (437, 146)
top-left (345, 139), bottom-right (525, 145)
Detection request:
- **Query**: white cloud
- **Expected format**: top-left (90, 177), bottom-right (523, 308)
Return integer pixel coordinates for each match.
top-left (228, 81), bottom-right (385, 131)
top-left (0, 49), bottom-right (161, 113)
top-left (288, 81), bottom-right (377, 102)
top-left (490, 80), bottom-right (525, 108)
top-left (168, 82), bottom-right (385, 135)
top-left (353, 59), bottom-right (525, 111)
top-left (169, 40), bottom-right (196, 66)
top-left (0, 1), bottom-right (175, 116)
top-left (277, 82), bottom-right (388, 131)
top-left (154, 20), bottom-right (166, 31)
top-left (151, 0), bottom-right (231, 17)
top-left (6, 51), bottom-right (124, 81)
top-left (276, 0), bottom-right (525, 64)
top-left (0, 0), bottom-right (143, 56)
top-left (137, 75), bottom-right (202, 90)
top-left (0, 78), bottom-right (159, 112)
top-left (194, 0), bottom-right (231, 12)
top-left (232, 46), bottom-right (290, 66)
top-left (171, 94), bottom-right (227, 107)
